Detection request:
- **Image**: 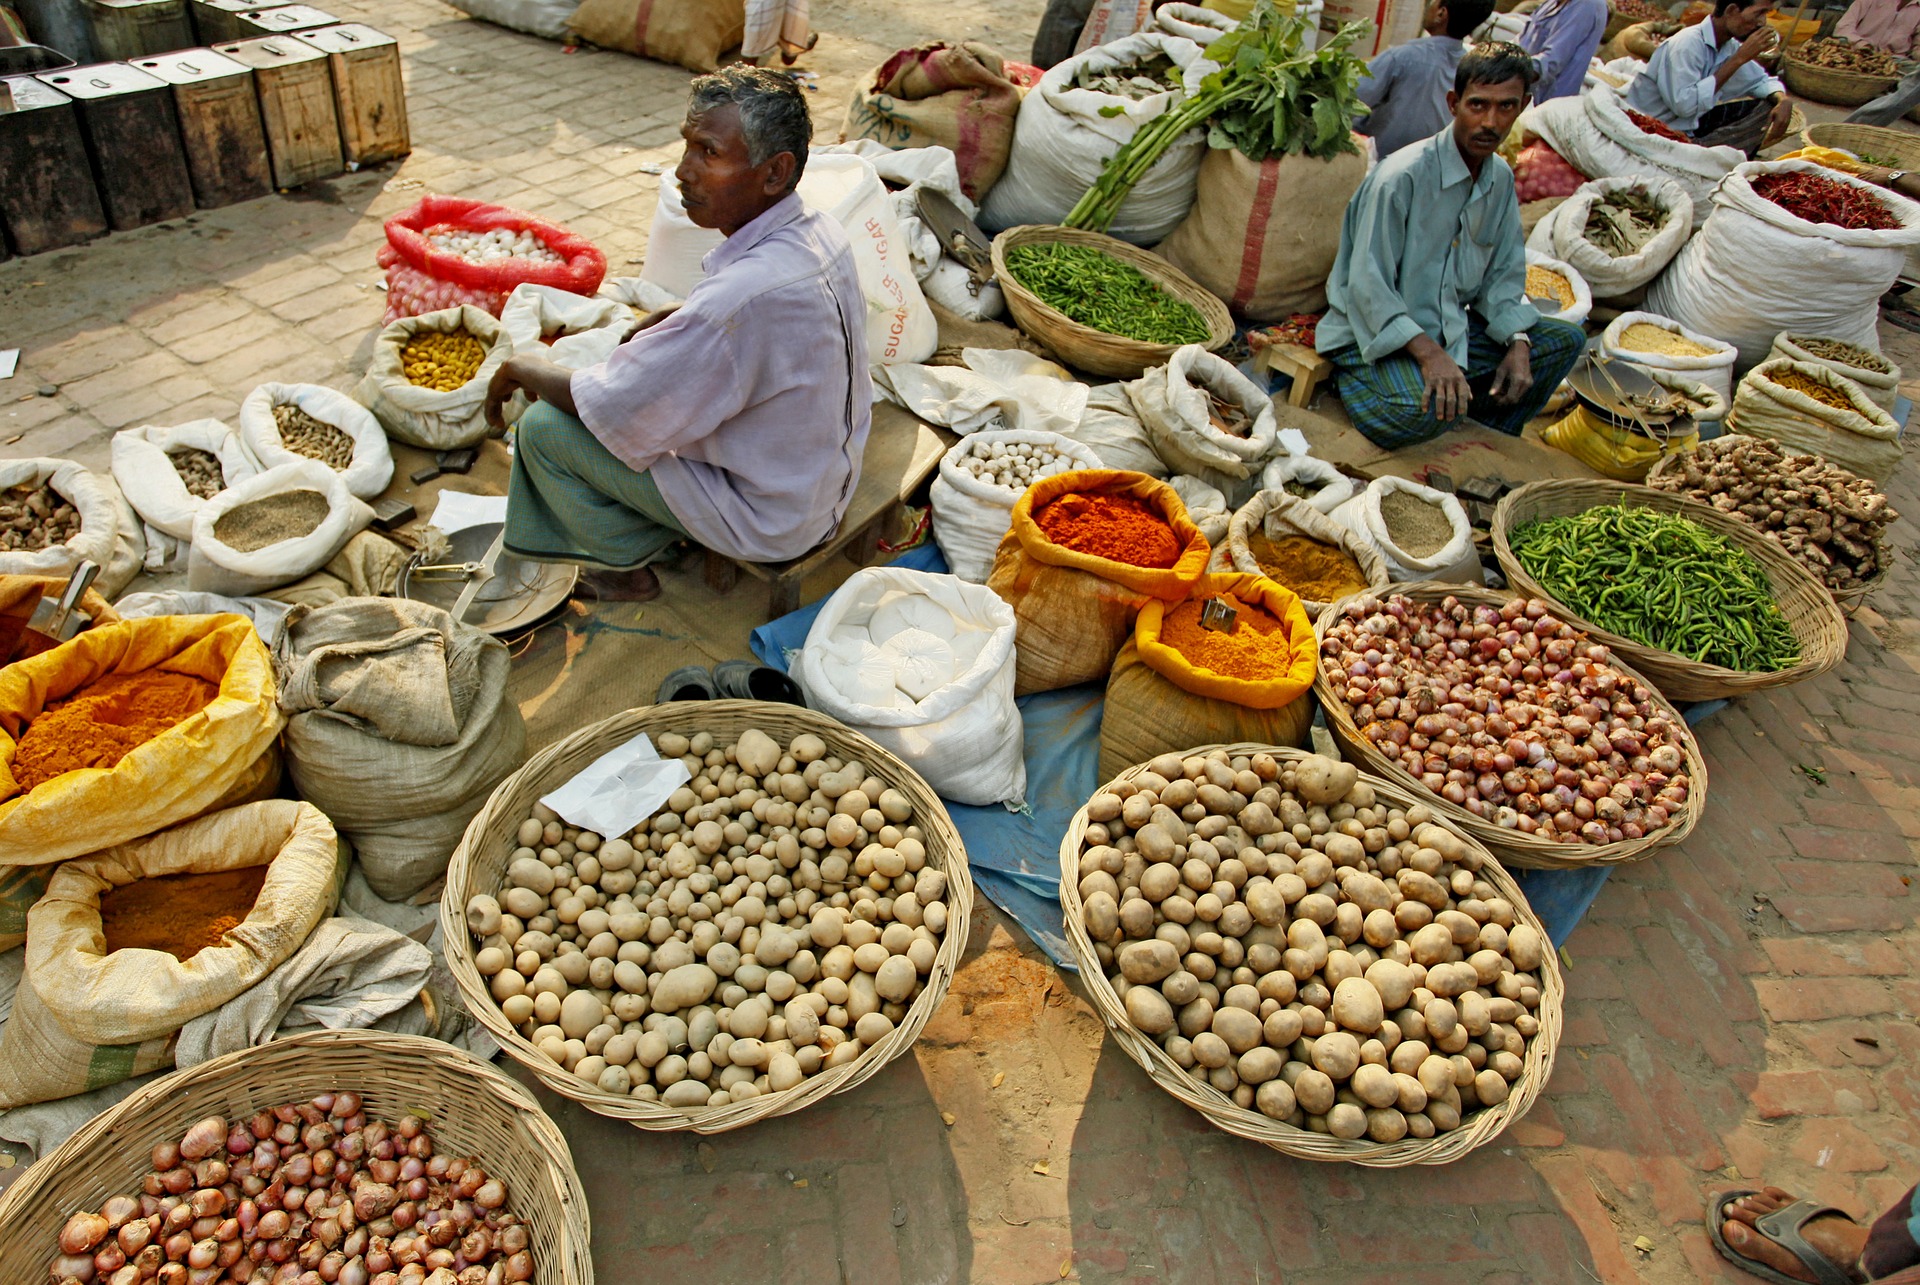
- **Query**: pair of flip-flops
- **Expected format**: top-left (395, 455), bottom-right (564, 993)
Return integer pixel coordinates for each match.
top-left (1707, 1190), bottom-right (1863, 1285)
top-left (658, 660), bottom-right (804, 706)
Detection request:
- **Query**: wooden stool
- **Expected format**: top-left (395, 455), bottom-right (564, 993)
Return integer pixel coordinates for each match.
top-left (1255, 340), bottom-right (1334, 408)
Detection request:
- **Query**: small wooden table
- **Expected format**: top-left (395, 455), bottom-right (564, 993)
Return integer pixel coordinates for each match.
top-left (1254, 341), bottom-right (1335, 409)
top-left (701, 402), bottom-right (955, 620)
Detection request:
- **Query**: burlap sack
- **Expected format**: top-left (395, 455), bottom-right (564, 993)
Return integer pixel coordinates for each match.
top-left (1217, 491), bottom-right (1390, 614)
top-left (0, 800), bottom-right (344, 1108)
top-left (275, 599), bottom-right (527, 899)
top-left (1729, 359), bottom-right (1903, 483)
top-left (1154, 145), bottom-right (1369, 321)
top-left (986, 470), bottom-right (1212, 696)
top-left (567, 0), bottom-right (745, 71)
top-left (842, 42), bottom-right (1023, 202)
top-left (1098, 572), bottom-right (1318, 781)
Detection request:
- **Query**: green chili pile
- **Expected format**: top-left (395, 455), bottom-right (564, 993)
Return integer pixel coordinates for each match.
top-left (1003, 242), bottom-right (1210, 344)
top-left (1509, 503), bottom-right (1801, 672)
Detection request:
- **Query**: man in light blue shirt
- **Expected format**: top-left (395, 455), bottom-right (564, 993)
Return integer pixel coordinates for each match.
top-left (1318, 44), bottom-right (1585, 450)
top-left (1623, 0), bottom-right (1790, 152)
top-left (1356, 0), bottom-right (1498, 157)
top-left (1519, 0), bottom-right (1610, 100)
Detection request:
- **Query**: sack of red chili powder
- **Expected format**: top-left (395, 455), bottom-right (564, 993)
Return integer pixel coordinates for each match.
top-left (1098, 572), bottom-right (1317, 781)
top-left (986, 469), bottom-right (1212, 695)
top-left (1647, 160), bottom-right (1920, 369)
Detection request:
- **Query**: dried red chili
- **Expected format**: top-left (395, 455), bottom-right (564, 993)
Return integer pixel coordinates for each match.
top-left (1752, 172), bottom-right (1901, 232)
top-left (1625, 108), bottom-right (1691, 145)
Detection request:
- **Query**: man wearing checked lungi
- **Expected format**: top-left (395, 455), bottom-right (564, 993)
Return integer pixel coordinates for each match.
top-left (485, 67), bottom-right (870, 602)
top-left (1316, 43), bottom-right (1585, 451)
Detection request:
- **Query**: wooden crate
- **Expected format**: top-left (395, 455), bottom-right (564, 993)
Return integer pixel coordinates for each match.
top-left (0, 75), bottom-right (108, 255)
top-left (214, 34), bottom-right (341, 188)
top-left (133, 47), bottom-right (272, 207)
top-left (297, 24), bottom-right (407, 165)
top-left (36, 62), bottom-right (194, 230)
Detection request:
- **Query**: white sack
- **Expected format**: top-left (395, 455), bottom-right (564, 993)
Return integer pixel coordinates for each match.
top-left (931, 428), bottom-right (1104, 582)
top-left (1600, 310), bottom-right (1739, 407)
top-left (1126, 344), bottom-right (1279, 507)
top-left (795, 568), bottom-right (1025, 806)
top-left (1526, 175), bottom-right (1691, 297)
top-left (0, 458), bottom-right (142, 597)
top-left (1331, 476), bottom-right (1479, 583)
top-left (1516, 85), bottom-right (1743, 231)
top-left (1769, 333), bottom-right (1901, 411)
top-left (1062, 382), bottom-right (1167, 475)
top-left (188, 460), bottom-right (375, 597)
top-left (1168, 474), bottom-right (1230, 545)
top-left (980, 33), bottom-right (1217, 245)
top-left (875, 347), bottom-right (1089, 436)
top-left (1647, 160), bottom-right (1920, 370)
top-left (1261, 454), bottom-right (1356, 513)
top-left (497, 284), bottom-right (637, 424)
top-left (114, 590), bottom-right (293, 644)
top-left (443, 0), bottom-right (579, 38)
top-left (354, 306), bottom-right (511, 451)
top-left (1523, 250), bottom-right (1595, 326)
top-left (1155, 2), bottom-right (1236, 41)
top-left (240, 383), bottom-right (394, 500)
top-left (111, 419), bottom-right (257, 549)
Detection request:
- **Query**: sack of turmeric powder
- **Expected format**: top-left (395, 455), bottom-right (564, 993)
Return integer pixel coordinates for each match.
top-left (0, 615), bottom-right (285, 872)
top-left (986, 469), bottom-right (1212, 696)
top-left (1217, 491), bottom-right (1391, 615)
top-left (1098, 572), bottom-right (1317, 782)
top-left (0, 800), bottom-right (345, 1108)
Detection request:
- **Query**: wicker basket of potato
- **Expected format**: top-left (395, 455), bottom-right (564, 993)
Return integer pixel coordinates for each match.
top-left (1060, 745), bottom-right (1563, 1165)
top-left (443, 701), bottom-right (973, 1133)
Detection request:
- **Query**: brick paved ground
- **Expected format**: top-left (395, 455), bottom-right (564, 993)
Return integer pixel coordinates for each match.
top-left (5, 0), bottom-right (1920, 1280)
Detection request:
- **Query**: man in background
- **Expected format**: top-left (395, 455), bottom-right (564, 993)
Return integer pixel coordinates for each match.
top-left (1834, 0), bottom-right (1920, 123)
top-left (1355, 0), bottom-right (1500, 158)
top-left (1519, 0), bottom-right (1610, 100)
top-left (1623, 0), bottom-right (1790, 152)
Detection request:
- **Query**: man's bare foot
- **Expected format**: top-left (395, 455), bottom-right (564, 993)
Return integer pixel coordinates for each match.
top-left (579, 566), bottom-right (660, 602)
top-left (1720, 1188), bottom-right (1867, 1283)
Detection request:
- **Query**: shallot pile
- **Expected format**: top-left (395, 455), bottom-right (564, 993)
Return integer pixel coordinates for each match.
top-left (44, 1095), bottom-right (532, 1285)
top-left (1320, 594), bottom-right (1693, 846)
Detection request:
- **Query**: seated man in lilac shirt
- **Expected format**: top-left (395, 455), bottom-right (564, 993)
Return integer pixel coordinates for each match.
top-left (485, 68), bottom-right (871, 602)
top-left (1519, 0), bottom-right (1610, 101)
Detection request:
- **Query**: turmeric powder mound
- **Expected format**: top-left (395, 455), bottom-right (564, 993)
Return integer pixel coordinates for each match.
top-left (1246, 532), bottom-right (1371, 603)
top-left (100, 865), bottom-right (268, 959)
top-left (1160, 594), bottom-right (1293, 680)
top-left (12, 671), bottom-right (218, 791)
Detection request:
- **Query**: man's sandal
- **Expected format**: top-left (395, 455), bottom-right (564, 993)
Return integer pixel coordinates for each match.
top-left (1707, 1190), bottom-right (1862, 1285)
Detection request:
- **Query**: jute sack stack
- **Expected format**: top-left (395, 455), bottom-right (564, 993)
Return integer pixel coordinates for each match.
top-left (0, 800), bottom-right (344, 1108)
top-left (1728, 358), bottom-right (1903, 482)
top-left (987, 469), bottom-right (1212, 695)
top-left (842, 42), bottom-right (1023, 202)
top-left (1099, 571), bottom-right (1318, 781)
top-left (1154, 144), bottom-right (1369, 322)
top-left (274, 598), bottom-right (527, 899)
top-left (0, 614), bottom-right (284, 871)
top-left (566, 0), bottom-right (744, 70)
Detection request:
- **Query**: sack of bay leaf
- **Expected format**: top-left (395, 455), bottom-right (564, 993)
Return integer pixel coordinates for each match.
top-left (986, 469), bottom-right (1211, 695)
top-left (274, 599), bottom-right (527, 899)
top-left (0, 800), bottom-right (344, 1108)
top-left (1098, 572), bottom-right (1318, 782)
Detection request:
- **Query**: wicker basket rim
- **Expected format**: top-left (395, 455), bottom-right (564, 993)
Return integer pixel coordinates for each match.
top-left (991, 223), bottom-right (1234, 352)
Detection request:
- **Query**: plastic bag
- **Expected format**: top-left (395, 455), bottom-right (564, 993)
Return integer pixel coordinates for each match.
top-left (1331, 477), bottom-right (1479, 583)
top-left (930, 428), bottom-right (1103, 582)
top-left (189, 461), bottom-right (376, 597)
top-left (1600, 310), bottom-right (1738, 407)
top-left (1646, 160), bottom-right (1920, 368)
top-left (1523, 250), bottom-right (1595, 326)
top-left (113, 590), bottom-right (291, 645)
top-left (1167, 475), bottom-right (1229, 545)
top-left (238, 383), bottom-right (394, 501)
top-left (354, 305), bottom-right (512, 450)
top-left (1768, 333), bottom-right (1900, 412)
top-left (496, 284), bottom-right (637, 425)
top-left (980, 32), bottom-right (1217, 245)
top-left (1260, 455), bottom-right (1355, 514)
top-left (795, 568), bottom-right (1026, 806)
top-left (1126, 345), bottom-right (1280, 507)
top-left (1729, 358), bottom-right (1903, 482)
top-left (110, 419), bottom-right (258, 557)
top-left (0, 458), bottom-right (142, 599)
top-left (377, 195), bottom-right (607, 323)
top-left (1527, 174), bottom-right (1691, 297)
top-left (0, 614), bottom-right (285, 869)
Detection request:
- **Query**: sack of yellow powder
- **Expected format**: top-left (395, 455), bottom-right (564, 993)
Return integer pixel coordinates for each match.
top-left (1215, 491), bottom-right (1389, 614)
top-left (0, 614), bottom-right (284, 873)
top-left (0, 800), bottom-right (344, 1108)
top-left (1098, 572), bottom-right (1317, 781)
top-left (354, 305), bottom-right (511, 450)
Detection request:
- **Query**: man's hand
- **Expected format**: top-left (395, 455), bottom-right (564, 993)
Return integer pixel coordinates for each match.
top-left (484, 354), bottom-right (580, 433)
top-left (484, 357), bottom-right (532, 435)
top-left (1409, 336), bottom-right (1472, 424)
top-left (1735, 25), bottom-right (1778, 65)
top-left (1489, 340), bottom-right (1534, 406)
top-left (1762, 95), bottom-right (1793, 148)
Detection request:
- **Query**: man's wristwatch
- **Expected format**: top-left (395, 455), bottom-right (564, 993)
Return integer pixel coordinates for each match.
top-left (1512, 331), bottom-right (1533, 346)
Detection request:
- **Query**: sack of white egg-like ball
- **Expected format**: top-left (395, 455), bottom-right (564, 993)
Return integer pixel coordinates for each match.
top-left (930, 428), bottom-right (1104, 582)
top-left (378, 194), bottom-right (610, 323)
top-left (1071, 749), bottom-right (1556, 1149)
top-left (465, 726), bottom-right (959, 1112)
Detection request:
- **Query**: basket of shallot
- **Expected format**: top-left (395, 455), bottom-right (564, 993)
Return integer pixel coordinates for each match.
top-left (378, 195), bottom-right (608, 323)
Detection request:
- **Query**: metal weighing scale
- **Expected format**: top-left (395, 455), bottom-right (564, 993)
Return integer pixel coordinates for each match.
top-left (1565, 349), bottom-right (1712, 444)
top-left (398, 522), bottom-right (577, 636)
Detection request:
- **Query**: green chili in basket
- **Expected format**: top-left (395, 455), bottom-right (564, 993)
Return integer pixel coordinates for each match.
top-left (1508, 503), bottom-right (1801, 672)
top-left (1002, 243), bottom-right (1211, 345)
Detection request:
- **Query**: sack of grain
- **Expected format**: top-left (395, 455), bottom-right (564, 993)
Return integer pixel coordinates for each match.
top-left (568, 0), bottom-right (744, 70)
top-left (1514, 85), bottom-right (1741, 231)
top-left (1260, 455), bottom-right (1355, 514)
top-left (1330, 477), bottom-right (1478, 583)
top-left (0, 458), bottom-right (144, 599)
top-left (1126, 345), bottom-right (1280, 507)
top-left (1526, 174), bottom-right (1691, 297)
top-left (1600, 310), bottom-right (1738, 406)
top-left (188, 461), bottom-right (374, 598)
top-left (111, 419), bottom-right (259, 563)
top-left (794, 567), bottom-right (1025, 806)
top-left (1729, 358), bottom-right (1902, 482)
top-left (0, 800), bottom-right (343, 1108)
top-left (841, 42), bottom-right (1023, 202)
top-left (1522, 250), bottom-right (1594, 326)
top-left (495, 284), bottom-right (636, 426)
top-left (1219, 491), bottom-right (1390, 613)
top-left (1769, 333), bottom-right (1900, 411)
top-left (239, 383), bottom-right (393, 500)
top-left (275, 599), bottom-right (527, 899)
top-left (931, 428), bottom-right (1103, 582)
top-left (1098, 571), bottom-right (1318, 781)
top-left (354, 305), bottom-right (511, 450)
top-left (987, 469), bottom-right (1212, 694)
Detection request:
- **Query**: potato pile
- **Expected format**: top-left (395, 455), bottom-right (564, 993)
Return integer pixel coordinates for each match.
top-left (467, 728), bottom-right (952, 1110)
top-left (272, 402), bottom-right (355, 471)
top-left (401, 331), bottom-right (487, 392)
top-left (0, 481), bottom-right (80, 552)
top-left (167, 447), bottom-right (224, 500)
top-left (1077, 750), bottom-right (1548, 1145)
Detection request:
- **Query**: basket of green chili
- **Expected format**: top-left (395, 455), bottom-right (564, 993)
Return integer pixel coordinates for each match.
top-left (1491, 480), bottom-right (1849, 702)
top-left (991, 225), bottom-right (1234, 378)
